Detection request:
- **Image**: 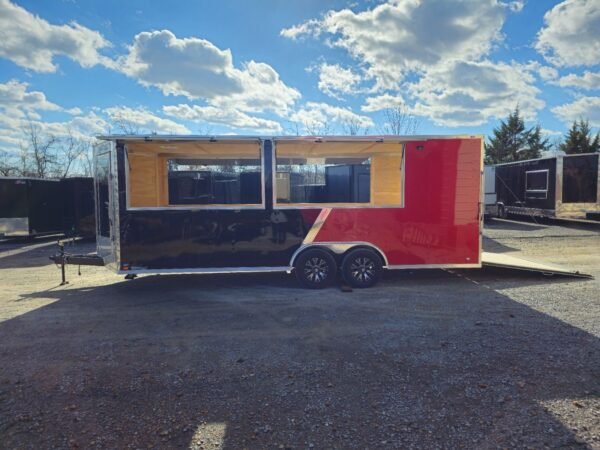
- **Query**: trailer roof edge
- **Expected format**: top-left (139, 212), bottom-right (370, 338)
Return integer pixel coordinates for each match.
top-left (96, 134), bottom-right (485, 142)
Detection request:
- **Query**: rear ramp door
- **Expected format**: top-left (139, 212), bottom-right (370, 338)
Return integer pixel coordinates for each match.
top-left (481, 252), bottom-right (592, 278)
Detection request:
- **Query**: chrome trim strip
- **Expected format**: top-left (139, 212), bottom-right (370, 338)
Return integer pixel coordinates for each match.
top-left (118, 266), bottom-right (291, 275)
top-left (125, 205), bottom-right (266, 211)
top-left (111, 141), bottom-right (121, 269)
top-left (289, 241), bottom-right (390, 267)
top-left (303, 208), bottom-right (331, 244)
top-left (479, 137), bottom-right (484, 266)
top-left (387, 263), bottom-right (482, 269)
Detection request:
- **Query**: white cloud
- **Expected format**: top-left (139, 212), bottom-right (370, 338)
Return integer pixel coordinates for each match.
top-left (409, 60), bottom-right (544, 126)
top-left (557, 71), bottom-right (600, 90)
top-left (280, 19), bottom-right (322, 40)
top-left (0, 109), bottom-right (111, 156)
top-left (105, 106), bottom-right (190, 134)
top-left (552, 96), bottom-right (600, 127)
top-left (163, 104), bottom-right (282, 132)
top-left (361, 93), bottom-right (406, 112)
top-left (311, 63), bottom-right (362, 99)
top-left (507, 1), bottom-right (525, 12)
top-left (289, 102), bottom-right (373, 133)
top-left (281, 0), bottom-right (506, 90)
top-left (36, 112), bottom-right (110, 140)
top-left (535, 0), bottom-right (600, 67)
top-left (0, 79), bottom-right (61, 115)
top-left (540, 128), bottom-right (562, 137)
top-left (119, 30), bottom-right (300, 115)
top-left (0, 0), bottom-right (111, 72)
top-left (537, 65), bottom-right (559, 82)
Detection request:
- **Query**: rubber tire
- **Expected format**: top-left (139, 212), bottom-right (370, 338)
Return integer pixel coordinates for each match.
top-left (294, 248), bottom-right (337, 289)
top-left (341, 248), bottom-right (383, 289)
top-left (497, 204), bottom-right (506, 219)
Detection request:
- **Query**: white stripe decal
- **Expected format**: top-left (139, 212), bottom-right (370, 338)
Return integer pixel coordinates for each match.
top-left (303, 208), bottom-right (332, 244)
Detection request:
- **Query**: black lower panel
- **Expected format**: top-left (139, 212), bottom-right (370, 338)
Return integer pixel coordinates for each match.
top-left (119, 209), bottom-right (320, 269)
top-left (563, 154), bottom-right (598, 203)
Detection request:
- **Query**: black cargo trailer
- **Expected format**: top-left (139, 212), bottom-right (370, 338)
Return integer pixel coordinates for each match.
top-left (494, 153), bottom-right (600, 219)
top-left (0, 177), bottom-right (95, 237)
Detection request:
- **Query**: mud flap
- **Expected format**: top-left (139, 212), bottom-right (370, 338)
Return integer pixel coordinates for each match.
top-left (481, 252), bottom-right (593, 279)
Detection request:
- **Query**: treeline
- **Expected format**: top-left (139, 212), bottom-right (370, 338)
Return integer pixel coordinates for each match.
top-left (485, 107), bottom-right (599, 164)
top-left (0, 120), bottom-right (96, 178)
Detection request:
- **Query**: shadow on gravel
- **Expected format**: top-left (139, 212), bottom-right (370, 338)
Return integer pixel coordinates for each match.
top-left (482, 236), bottom-right (521, 254)
top-left (0, 270), bottom-right (598, 449)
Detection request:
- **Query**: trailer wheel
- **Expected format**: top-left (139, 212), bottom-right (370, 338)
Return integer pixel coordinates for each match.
top-left (294, 248), bottom-right (337, 289)
top-left (341, 248), bottom-right (382, 288)
top-left (497, 204), bottom-right (507, 219)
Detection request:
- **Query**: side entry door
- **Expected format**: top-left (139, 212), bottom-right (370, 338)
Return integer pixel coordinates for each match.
top-left (95, 148), bottom-right (115, 265)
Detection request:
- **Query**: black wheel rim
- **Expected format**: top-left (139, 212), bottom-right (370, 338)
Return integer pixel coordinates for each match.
top-left (304, 257), bottom-right (329, 283)
top-left (349, 257), bottom-right (376, 283)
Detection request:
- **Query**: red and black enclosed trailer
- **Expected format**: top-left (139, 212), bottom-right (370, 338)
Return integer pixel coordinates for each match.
top-left (51, 134), bottom-right (589, 287)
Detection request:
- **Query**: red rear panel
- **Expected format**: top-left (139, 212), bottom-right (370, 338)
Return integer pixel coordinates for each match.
top-left (313, 138), bottom-right (482, 266)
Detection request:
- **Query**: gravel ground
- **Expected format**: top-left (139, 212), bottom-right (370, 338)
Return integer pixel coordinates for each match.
top-left (0, 219), bottom-right (599, 449)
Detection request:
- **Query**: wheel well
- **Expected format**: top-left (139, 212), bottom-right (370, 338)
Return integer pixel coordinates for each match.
top-left (290, 243), bottom-right (388, 268)
top-left (291, 246), bottom-right (337, 267)
top-left (342, 245), bottom-right (386, 266)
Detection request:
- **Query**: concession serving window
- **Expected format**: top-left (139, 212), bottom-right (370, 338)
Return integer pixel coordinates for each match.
top-left (125, 140), bottom-right (264, 209)
top-left (274, 140), bottom-right (405, 207)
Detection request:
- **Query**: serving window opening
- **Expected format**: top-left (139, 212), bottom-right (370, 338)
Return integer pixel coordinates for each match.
top-left (274, 140), bottom-right (404, 207)
top-left (525, 169), bottom-right (549, 199)
top-left (125, 140), bottom-right (263, 208)
top-left (168, 157), bottom-right (261, 205)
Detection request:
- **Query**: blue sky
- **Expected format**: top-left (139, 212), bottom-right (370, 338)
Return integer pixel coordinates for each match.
top-left (0, 0), bottom-right (599, 152)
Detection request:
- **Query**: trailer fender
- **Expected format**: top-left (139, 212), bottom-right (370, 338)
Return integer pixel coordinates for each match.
top-left (289, 242), bottom-right (389, 269)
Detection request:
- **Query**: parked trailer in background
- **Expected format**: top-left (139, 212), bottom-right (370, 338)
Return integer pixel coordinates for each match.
top-left (494, 153), bottom-right (600, 220)
top-left (483, 165), bottom-right (498, 220)
top-left (0, 177), bottom-right (95, 238)
top-left (88, 135), bottom-right (484, 288)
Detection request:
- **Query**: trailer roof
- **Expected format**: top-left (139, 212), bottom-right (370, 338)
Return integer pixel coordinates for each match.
top-left (493, 152), bottom-right (599, 167)
top-left (0, 176), bottom-right (61, 182)
top-left (96, 134), bottom-right (483, 142)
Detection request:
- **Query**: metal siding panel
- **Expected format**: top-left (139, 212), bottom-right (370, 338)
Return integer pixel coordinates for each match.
top-left (313, 138), bottom-right (481, 266)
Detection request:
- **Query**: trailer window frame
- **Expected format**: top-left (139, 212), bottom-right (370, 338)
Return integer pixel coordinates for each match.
top-left (124, 140), bottom-right (267, 211)
top-left (525, 169), bottom-right (549, 199)
top-left (271, 140), bottom-right (406, 209)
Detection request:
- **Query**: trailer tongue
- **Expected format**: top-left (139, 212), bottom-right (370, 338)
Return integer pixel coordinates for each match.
top-left (481, 252), bottom-right (592, 278)
top-left (49, 242), bottom-right (104, 285)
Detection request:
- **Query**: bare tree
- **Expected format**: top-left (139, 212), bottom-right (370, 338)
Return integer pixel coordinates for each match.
top-left (22, 118), bottom-right (58, 178)
top-left (0, 150), bottom-right (18, 176)
top-left (303, 120), bottom-right (334, 136)
top-left (197, 124), bottom-right (214, 136)
top-left (111, 113), bottom-right (142, 135)
top-left (341, 117), bottom-right (370, 136)
top-left (81, 141), bottom-right (97, 176)
top-left (380, 105), bottom-right (420, 135)
top-left (284, 121), bottom-right (302, 136)
top-left (50, 129), bottom-right (86, 177)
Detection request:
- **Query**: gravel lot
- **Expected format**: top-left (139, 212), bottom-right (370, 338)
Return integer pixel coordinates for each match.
top-left (0, 219), bottom-right (599, 449)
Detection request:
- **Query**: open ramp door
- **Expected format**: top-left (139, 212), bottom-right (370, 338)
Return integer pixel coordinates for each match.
top-left (481, 252), bottom-right (592, 278)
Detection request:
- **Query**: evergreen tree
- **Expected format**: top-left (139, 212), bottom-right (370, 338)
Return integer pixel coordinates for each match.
top-left (522, 124), bottom-right (550, 160)
top-left (485, 108), bottom-right (549, 164)
top-left (559, 119), bottom-right (600, 154)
